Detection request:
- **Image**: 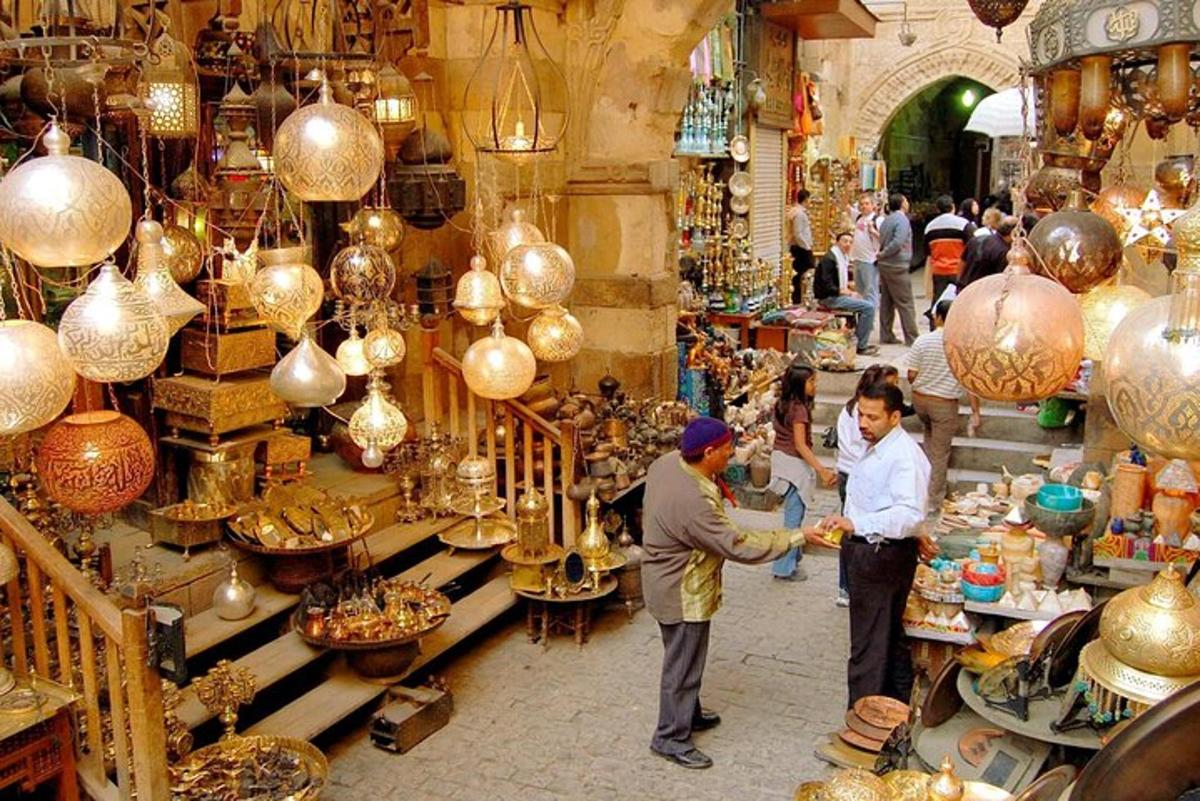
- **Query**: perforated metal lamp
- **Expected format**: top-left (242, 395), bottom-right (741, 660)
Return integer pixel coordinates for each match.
top-left (0, 542), bottom-right (17, 694)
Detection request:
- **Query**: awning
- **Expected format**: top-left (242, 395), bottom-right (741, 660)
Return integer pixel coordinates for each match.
top-left (964, 87), bottom-right (1037, 139)
top-left (761, 0), bottom-right (880, 39)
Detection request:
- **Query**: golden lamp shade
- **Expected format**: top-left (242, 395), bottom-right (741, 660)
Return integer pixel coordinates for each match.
top-left (1105, 267), bottom-right (1200, 460)
top-left (528, 305), bottom-right (583, 362)
top-left (346, 206), bottom-right (405, 252)
top-left (453, 255), bottom-right (504, 326)
top-left (1099, 565), bottom-right (1200, 676)
top-left (0, 320), bottom-right (75, 437)
top-left (822, 769), bottom-right (891, 801)
top-left (270, 333), bottom-right (346, 408)
top-left (487, 208), bottom-right (545, 265)
top-left (336, 329), bottom-right (372, 376)
top-left (499, 241), bottom-right (575, 310)
top-left (462, 320), bottom-right (537, 401)
top-left (58, 262), bottom-right (170, 383)
top-left (943, 242), bottom-right (1084, 402)
top-left (132, 220), bottom-right (205, 335)
top-left (273, 81), bottom-right (384, 202)
top-left (0, 122), bottom-right (132, 267)
top-left (36, 411), bottom-right (155, 516)
top-left (1079, 284), bottom-right (1152, 361)
top-left (1027, 192), bottom-right (1122, 294)
top-left (330, 243), bottom-right (396, 305)
top-left (1079, 55), bottom-right (1112, 141)
top-left (364, 326), bottom-right (407, 367)
top-left (250, 247), bottom-right (323, 340)
top-left (162, 223), bottom-right (204, 284)
top-left (349, 374), bottom-right (408, 452)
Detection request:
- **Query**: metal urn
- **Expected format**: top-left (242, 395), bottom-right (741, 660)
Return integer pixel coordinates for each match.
top-left (212, 559), bottom-right (257, 621)
top-left (577, 491), bottom-right (611, 569)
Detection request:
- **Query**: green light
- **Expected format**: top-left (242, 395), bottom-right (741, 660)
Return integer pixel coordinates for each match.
top-left (961, 89), bottom-right (978, 108)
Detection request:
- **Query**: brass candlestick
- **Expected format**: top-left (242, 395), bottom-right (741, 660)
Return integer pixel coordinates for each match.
top-left (193, 659), bottom-right (257, 740)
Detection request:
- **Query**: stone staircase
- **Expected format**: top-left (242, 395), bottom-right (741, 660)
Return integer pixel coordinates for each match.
top-left (809, 366), bottom-right (1084, 493)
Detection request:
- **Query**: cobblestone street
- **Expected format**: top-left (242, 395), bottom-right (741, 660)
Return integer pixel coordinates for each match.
top-left (324, 489), bottom-right (847, 800)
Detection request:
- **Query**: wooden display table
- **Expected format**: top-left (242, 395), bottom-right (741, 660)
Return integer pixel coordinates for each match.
top-left (707, 311), bottom-right (758, 349)
top-left (0, 676), bottom-right (80, 801)
top-left (517, 575), bottom-right (618, 648)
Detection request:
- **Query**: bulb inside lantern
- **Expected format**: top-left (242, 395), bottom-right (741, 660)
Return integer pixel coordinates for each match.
top-left (362, 443), bottom-right (384, 468)
top-left (336, 329), bottom-right (372, 376)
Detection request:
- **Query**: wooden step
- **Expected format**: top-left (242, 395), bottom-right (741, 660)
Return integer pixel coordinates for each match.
top-left (352, 514), bottom-right (463, 570)
top-left (177, 547), bottom-right (500, 730)
top-left (246, 574), bottom-right (516, 741)
top-left (185, 583), bottom-right (296, 658)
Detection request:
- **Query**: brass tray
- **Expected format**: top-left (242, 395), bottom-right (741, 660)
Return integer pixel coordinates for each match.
top-left (292, 594), bottom-right (451, 651)
top-left (227, 511), bottom-right (374, 555)
top-left (501, 542), bottom-right (565, 566)
top-left (449, 493), bottom-right (506, 518)
top-left (587, 550), bottom-right (628, 572)
top-left (852, 695), bottom-right (909, 730)
top-left (438, 516), bottom-right (516, 550)
top-left (172, 734), bottom-right (327, 801)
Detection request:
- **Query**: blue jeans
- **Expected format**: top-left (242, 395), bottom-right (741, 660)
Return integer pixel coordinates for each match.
top-left (824, 294), bottom-right (876, 351)
top-left (853, 260), bottom-right (880, 310)
top-left (771, 483), bottom-right (807, 577)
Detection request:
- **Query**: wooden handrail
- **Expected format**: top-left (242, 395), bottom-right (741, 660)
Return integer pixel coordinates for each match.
top-left (0, 497), bottom-right (123, 641)
top-left (430, 347), bottom-right (565, 442)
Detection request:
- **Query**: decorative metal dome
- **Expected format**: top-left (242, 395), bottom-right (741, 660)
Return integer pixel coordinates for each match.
top-left (1028, 0), bottom-right (1200, 71)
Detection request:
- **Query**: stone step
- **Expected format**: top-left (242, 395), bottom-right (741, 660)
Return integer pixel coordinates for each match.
top-left (177, 544), bottom-right (497, 730)
top-left (813, 430), bottom-right (1051, 476)
top-left (812, 395), bottom-right (1082, 447)
top-left (246, 574), bottom-right (516, 742)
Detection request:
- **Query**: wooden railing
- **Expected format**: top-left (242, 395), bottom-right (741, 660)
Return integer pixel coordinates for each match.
top-left (421, 329), bottom-right (581, 546)
top-left (0, 499), bottom-right (169, 801)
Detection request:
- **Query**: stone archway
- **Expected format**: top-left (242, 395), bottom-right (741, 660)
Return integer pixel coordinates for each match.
top-left (852, 45), bottom-right (1021, 148)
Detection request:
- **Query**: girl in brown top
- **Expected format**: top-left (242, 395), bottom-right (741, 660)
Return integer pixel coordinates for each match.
top-left (770, 362), bottom-right (837, 580)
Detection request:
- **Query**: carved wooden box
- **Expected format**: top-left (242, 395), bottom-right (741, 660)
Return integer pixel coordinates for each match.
top-left (180, 327), bottom-right (276, 376)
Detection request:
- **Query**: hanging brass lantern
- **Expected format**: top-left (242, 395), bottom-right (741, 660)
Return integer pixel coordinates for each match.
top-left (415, 258), bottom-right (455, 317)
top-left (499, 242), bottom-right (575, 310)
top-left (1026, 190), bottom-right (1122, 294)
top-left (462, 0), bottom-right (570, 158)
top-left (336, 328), bottom-right (372, 377)
top-left (462, 319), bottom-right (537, 400)
top-left (0, 320), bottom-right (75, 437)
top-left (270, 333), bottom-right (346, 408)
top-left (966, 0), bottom-right (1030, 41)
top-left (132, 220), bottom-right (205, 335)
top-left (0, 123), bottom-right (132, 268)
top-left (454, 255), bottom-right (505, 326)
top-left (1079, 284), bottom-right (1152, 361)
top-left (58, 262), bottom-right (170, 383)
top-left (364, 325), bottom-right (407, 368)
top-left (943, 241), bottom-right (1084, 402)
top-left (330, 243), bottom-right (396, 305)
top-left (36, 411), bottom-right (156, 516)
top-left (488, 208), bottom-right (545, 265)
top-left (349, 372), bottom-right (408, 467)
top-left (274, 80), bottom-right (384, 202)
top-left (250, 247), bottom-right (323, 340)
top-left (345, 206), bottom-right (405, 252)
top-left (162, 224), bottom-right (205, 284)
top-left (388, 125), bottom-right (467, 231)
top-left (527, 305), bottom-right (582, 362)
top-left (141, 32), bottom-right (200, 139)
top-left (374, 65), bottom-right (417, 159)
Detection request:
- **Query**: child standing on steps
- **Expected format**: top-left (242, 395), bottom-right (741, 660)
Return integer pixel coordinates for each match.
top-left (770, 362), bottom-right (838, 581)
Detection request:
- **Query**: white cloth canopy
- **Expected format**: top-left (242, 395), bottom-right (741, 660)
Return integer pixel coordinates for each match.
top-left (964, 87), bottom-right (1036, 138)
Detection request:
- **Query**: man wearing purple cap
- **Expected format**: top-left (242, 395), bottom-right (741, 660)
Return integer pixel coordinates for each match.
top-left (642, 416), bottom-right (821, 769)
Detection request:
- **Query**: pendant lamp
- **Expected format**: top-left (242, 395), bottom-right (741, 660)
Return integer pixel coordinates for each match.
top-left (346, 206), bottom-right (405, 252)
top-left (364, 326), bottom-right (407, 367)
top-left (350, 372), bottom-right (408, 468)
top-left (1079, 284), bottom-right (1153, 362)
top-left (487, 208), bottom-right (544, 265)
top-left (0, 320), bottom-right (75, 436)
top-left (36, 411), bottom-right (155, 516)
top-left (250, 247), bottom-right (323, 340)
top-left (330, 243), bottom-right (396, 305)
top-left (58, 262), bottom-right (170, 383)
top-left (273, 80), bottom-right (384, 202)
top-left (336, 328), bottom-right (372, 376)
top-left (454, 255), bottom-right (504, 326)
top-left (943, 241), bottom-right (1084, 402)
top-left (0, 123), bottom-right (132, 267)
top-left (1027, 190), bottom-right (1122, 294)
top-left (462, 318), bottom-right (536, 400)
top-left (162, 224), bottom-right (205, 284)
top-left (499, 241), bottom-right (575, 310)
top-left (132, 220), bottom-right (205, 335)
top-left (528, 305), bottom-right (583, 362)
top-left (270, 333), bottom-right (346, 407)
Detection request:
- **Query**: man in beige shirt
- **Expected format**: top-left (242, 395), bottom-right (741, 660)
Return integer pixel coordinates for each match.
top-left (642, 417), bottom-right (821, 769)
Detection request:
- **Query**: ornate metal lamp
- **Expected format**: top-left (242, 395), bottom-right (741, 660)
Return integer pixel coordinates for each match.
top-left (142, 31), bottom-right (200, 138)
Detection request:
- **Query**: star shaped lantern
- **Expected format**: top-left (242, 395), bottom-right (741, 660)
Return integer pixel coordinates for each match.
top-left (1118, 189), bottom-right (1185, 249)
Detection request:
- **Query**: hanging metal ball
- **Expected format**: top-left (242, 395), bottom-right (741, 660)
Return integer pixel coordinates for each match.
top-left (0, 123), bottom-right (132, 267)
top-left (454, 255), bottom-right (504, 326)
top-left (462, 320), bottom-right (537, 400)
top-left (528, 305), bottom-right (583, 362)
top-left (346, 206), bottom-right (405, 252)
top-left (499, 242), bottom-right (575, 310)
top-left (213, 560), bottom-right (256, 621)
top-left (36, 411), bottom-right (155, 516)
top-left (488, 208), bottom-right (545, 265)
top-left (330, 243), bottom-right (396, 305)
top-left (1027, 192), bottom-right (1122, 294)
top-left (162, 224), bottom-right (205, 284)
top-left (0, 320), bottom-right (75, 437)
top-left (250, 247), bottom-right (323, 340)
top-left (364, 326), bottom-right (407, 367)
top-left (336, 329), bottom-right (372, 376)
top-left (273, 81), bottom-right (384, 202)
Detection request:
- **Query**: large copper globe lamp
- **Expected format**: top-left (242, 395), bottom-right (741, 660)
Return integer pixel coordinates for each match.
top-left (36, 411), bottom-right (155, 516)
top-left (1027, 190), bottom-right (1123, 294)
top-left (944, 240), bottom-right (1084, 402)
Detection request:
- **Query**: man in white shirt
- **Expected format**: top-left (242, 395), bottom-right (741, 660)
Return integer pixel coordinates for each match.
top-left (818, 383), bottom-right (935, 706)
top-left (905, 299), bottom-right (983, 506)
top-left (849, 193), bottom-right (881, 312)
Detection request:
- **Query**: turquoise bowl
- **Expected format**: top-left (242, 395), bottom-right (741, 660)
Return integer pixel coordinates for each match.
top-left (1037, 483), bottom-right (1082, 512)
top-left (960, 581), bottom-right (1005, 603)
